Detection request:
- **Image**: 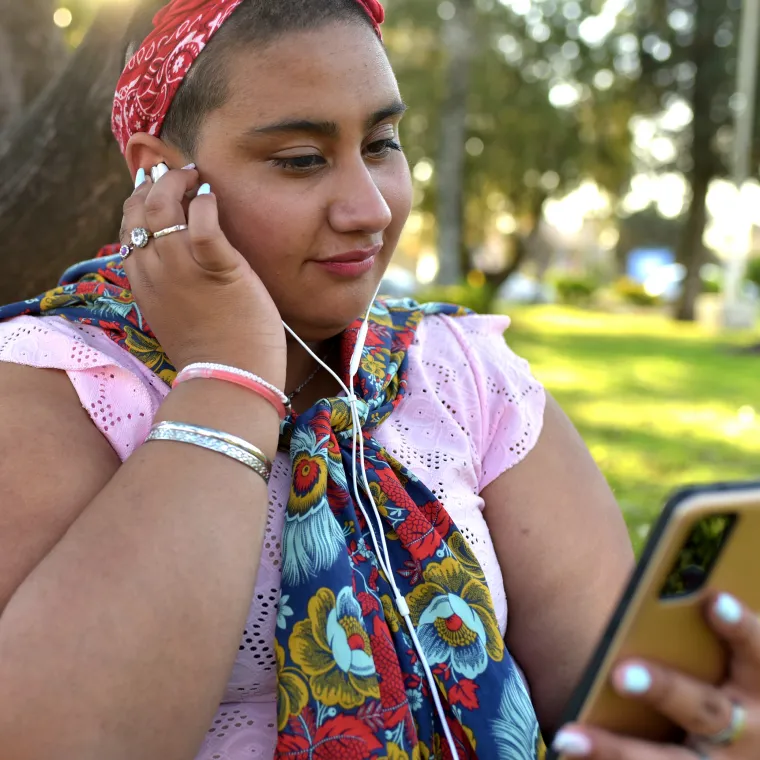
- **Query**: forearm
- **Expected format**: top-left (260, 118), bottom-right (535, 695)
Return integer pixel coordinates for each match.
top-left (0, 381), bottom-right (278, 760)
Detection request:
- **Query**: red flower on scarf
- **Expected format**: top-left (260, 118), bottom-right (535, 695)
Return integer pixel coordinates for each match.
top-left (277, 713), bottom-right (384, 760)
top-left (369, 616), bottom-right (411, 730)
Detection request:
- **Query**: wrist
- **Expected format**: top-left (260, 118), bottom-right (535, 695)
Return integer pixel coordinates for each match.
top-left (158, 380), bottom-right (281, 461)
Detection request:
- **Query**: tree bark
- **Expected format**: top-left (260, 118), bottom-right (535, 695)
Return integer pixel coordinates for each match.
top-left (675, 168), bottom-right (711, 321)
top-left (0, 3), bottom-right (137, 303)
top-left (482, 192), bottom-right (547, 311)
top-left (0, 0), bottom-right (67, 131)
top-left (674, 0), bottom-right (719, 322)
top-left (436, 0), bottom-right (476, 286)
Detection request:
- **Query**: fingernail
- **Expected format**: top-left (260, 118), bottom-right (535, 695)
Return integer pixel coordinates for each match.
top-left (552, 729), bottom-right (592, 757)
top-left (617, 664), bottom-right (652, 694)
top-left (181, 162), bottom-right (196, 170)
top-left (197, 183), bottom-right (211, 195)
top-left (150, 163), bottom-right (169, 183)
top-left (715, 593), bottom-right (743, 625)
top-left (134, 168), bottom-right (146, 188)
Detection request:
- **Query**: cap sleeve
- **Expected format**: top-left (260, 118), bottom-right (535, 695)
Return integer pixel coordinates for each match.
top-left (429, 313), bottom-right (546, 492)
top-left (0, 315), bottom-right (167, 460)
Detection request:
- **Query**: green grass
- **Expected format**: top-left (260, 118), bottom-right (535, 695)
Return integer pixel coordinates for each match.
top-left (503, 306), bottom-right (760, 553)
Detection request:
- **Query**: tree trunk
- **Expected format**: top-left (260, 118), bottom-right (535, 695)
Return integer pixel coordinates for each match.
top-left (0, 3), bottom-right (137, 303)
top-left (675, 169), bottom-right (711, 321)
top-left (436, 0), bottom-right (476, 286)
top-left (482, 192), bottom-right (547, 312)
top-left (0, 0), bottom-right (67, 131)
top-left (674, 0), bottom-right (718, 322)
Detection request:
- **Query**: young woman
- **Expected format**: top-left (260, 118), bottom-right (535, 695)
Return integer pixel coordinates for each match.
top-left (0, 1), bottom-right (757, 759)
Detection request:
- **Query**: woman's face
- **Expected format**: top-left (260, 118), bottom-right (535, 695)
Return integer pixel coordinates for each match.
top-left (195, 21), bottom-right (412, 341)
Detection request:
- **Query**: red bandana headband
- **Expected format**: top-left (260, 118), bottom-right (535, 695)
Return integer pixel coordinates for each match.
top-left (112, 0), bottom-right (384, 154)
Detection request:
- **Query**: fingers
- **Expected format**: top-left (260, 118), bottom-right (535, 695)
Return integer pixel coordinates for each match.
top-left (707, 593), bottom-right (760, 691)
top-left (609, 661), bottom-right (733, 739)
top-left (120, 165), bottom-right (243, 277)
top-left (552, 725), bottom-right (699, 759)
top-left (120, 174), bottom-right (153, 256)
top-left (143, 163), bottom-right (200, 234)
top-left (186, 184), bottom-right (243, 275)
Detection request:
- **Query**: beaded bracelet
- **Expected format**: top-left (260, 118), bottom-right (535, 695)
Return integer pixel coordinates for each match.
top-left (147, 421), bottom-right (271, 484)
top-left (174, 363), bottom-right (290, 420)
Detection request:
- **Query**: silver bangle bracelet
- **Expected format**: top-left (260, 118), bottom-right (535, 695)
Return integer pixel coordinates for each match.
top-left (152, 421), bottom-right (272, 474)
top-left (147, 422), bottom-right (271, 484)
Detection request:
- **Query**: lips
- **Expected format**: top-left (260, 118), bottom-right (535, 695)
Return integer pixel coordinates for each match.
top-left (313, 244), bottom-right (383, 278)
top-left (319, 244), bottom-right (382, 264)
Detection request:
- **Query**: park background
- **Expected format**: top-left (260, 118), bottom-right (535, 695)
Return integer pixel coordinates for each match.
top-left (0, 0), bottom-right (758, 551)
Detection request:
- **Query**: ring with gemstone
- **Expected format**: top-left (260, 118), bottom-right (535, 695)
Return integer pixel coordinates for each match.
top-left (120, 227), bottom-right (152, 261)
top-left (130, 227), bottom-right (151, 249)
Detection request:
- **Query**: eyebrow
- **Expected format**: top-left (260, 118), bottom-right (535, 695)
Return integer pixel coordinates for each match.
top-left (247, 100), bottom-right (408, 138)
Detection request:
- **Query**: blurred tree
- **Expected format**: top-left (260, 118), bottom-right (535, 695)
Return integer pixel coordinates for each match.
top-left (0, 0), bottom-right (68, 131)
top-left (0, 0), bottom-right (162, 303)
top-left (631, 0), bottom-right (754, 321)
top-left (385, 0), bottom-right (634, 303)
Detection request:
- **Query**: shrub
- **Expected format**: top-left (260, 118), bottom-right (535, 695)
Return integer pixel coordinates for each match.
top-left (552, 275), bottom-right (599, 306)
top-left (746, 257), bottom-right (760, 289)
top-left (614, 277), bottom-right (660, 307)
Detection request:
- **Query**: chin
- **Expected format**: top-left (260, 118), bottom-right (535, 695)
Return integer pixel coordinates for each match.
top-left (280, 277), bottom-right (384, 342)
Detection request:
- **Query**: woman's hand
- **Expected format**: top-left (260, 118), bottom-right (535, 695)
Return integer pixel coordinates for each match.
top-left (552, 592), bottom-right (760, 759)
top-left (120, 165), bottom-right (286, 387)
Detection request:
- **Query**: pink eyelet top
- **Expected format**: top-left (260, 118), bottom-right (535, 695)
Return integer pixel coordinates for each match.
top-left (0, 312), bottom-right (545, 760)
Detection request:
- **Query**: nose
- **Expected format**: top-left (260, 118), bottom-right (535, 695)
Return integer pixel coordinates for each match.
top-left (327, 159), bottom-right (393, 235)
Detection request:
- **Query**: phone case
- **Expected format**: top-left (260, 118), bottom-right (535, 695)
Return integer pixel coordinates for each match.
top-left (547, 481), bottom-right (760, 759)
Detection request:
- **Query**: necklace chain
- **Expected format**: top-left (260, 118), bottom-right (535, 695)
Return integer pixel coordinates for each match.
top-left (288, 347), bottom-right (332, 402)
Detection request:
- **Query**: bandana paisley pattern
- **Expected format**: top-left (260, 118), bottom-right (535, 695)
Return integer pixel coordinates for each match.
top-left (112, 0), bottom-right (385, 154)
top-left (0, 251), bottom-right (544, 759)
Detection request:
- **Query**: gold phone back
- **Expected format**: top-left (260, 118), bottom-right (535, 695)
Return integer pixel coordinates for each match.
top-left (565, 486), bottom-right (760, 750)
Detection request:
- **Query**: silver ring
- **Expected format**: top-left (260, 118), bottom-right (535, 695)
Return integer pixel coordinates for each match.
top-left (153, 224), bottom-right (189, 240)
top-left (699, 701), bottom-right (747, 746)
top-left (119, 243), bottom-right (134, 261)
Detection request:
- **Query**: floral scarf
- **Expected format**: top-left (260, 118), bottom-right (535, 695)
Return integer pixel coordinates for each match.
top-left (0, 249), bottom-right (543, 759)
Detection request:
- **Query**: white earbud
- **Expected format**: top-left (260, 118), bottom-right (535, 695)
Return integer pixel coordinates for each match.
top-left (282, 286), bottom-right (460, 759)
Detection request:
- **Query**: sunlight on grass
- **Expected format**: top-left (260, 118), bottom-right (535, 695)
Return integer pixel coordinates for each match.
top-left (504, 306), bottom-right (760, 553)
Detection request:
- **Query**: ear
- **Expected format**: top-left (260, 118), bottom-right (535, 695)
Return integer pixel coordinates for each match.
top-left (124, 133), bottom-right (190, 183)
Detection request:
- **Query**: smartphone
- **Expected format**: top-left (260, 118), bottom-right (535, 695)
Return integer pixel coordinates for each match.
top-left (547, 480), bottom-right (760, 759)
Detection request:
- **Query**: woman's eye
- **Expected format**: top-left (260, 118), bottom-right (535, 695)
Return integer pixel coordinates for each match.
top-left (365, 138), bottom-right (403, 158)
top-left (272, 155), bottom-right (326, 172)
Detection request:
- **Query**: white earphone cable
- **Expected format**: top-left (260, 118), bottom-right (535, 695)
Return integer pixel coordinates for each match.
top-left (281, 287), bottom-right (460, 760)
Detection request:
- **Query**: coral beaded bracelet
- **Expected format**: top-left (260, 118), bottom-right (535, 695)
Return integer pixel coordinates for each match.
top-left (173, 363), bottom-right (291, 420)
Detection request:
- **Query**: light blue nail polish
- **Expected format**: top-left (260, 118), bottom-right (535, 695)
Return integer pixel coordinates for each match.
top-left (620, 664), bottom-right (652, 694)
top-left (715, 593), bottom-right (743, 625)
top-left (197, 183), bottom-right (211, 195)
top-left (552, 730), bottom-right (592, 757)
top-left (134, 168), bottom-right (146, 188)
top-left (182, 162), bottom-right (196, 170)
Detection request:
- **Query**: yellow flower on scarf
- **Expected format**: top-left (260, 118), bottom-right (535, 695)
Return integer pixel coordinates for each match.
top-left (361, 350), bottom-right (387, 377)
top-left (289, 587), bottom-right (380, 709)
top-left (275, 640), bottom-right (308, 731)
top-left (447, 531), bottom-right (486, 582)
top-left (406, 557), bottom-right (503, 680)
top-left (123, 326), bottom-right (174, 382)
top-left (40, 288), bottom-right (81, 311)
